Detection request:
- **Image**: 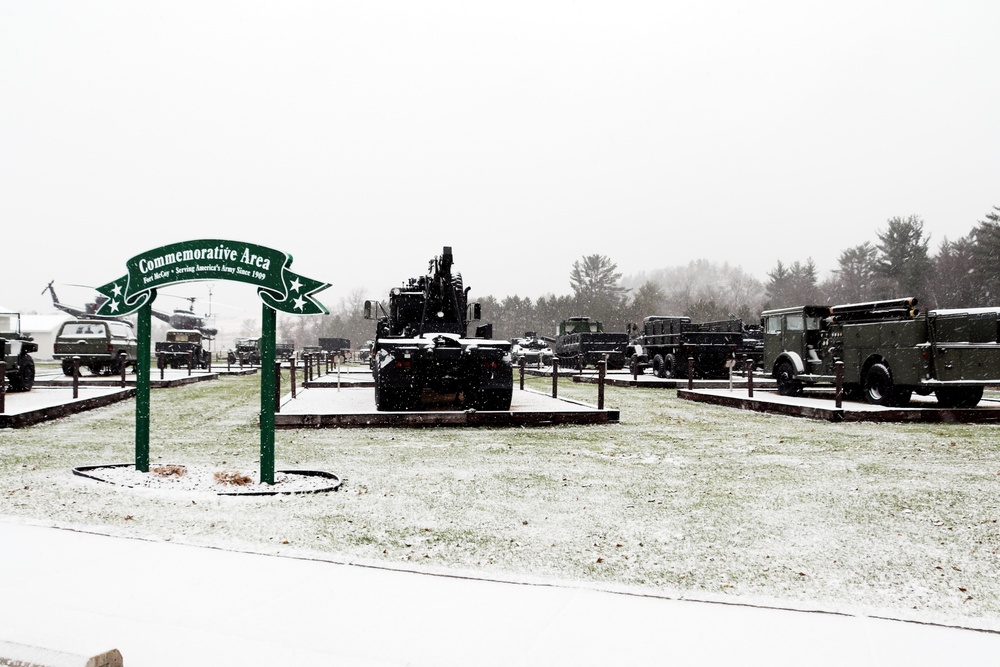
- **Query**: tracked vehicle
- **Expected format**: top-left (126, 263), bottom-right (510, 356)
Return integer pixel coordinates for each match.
top-left (364, 246), bottom-right (512, 411)
top-left (763, 297), bottom-right (1000, 407)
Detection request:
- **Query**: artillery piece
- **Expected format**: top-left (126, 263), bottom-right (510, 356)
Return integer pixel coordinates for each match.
top-left (364, 246), bottom-right (512, 411)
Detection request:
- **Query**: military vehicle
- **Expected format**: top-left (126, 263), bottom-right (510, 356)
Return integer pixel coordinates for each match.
top-left (364, 246), bottom-right (512, 411)
top-left (156, 329), bottom-right (211, 369)
top-left (739, 322), bottom-right (765, 370)
top-left (52, 319), bottom-right (139, 375)
top-left (275, 341), bottom-right (295, 360)
top-left (552, 317), bottom-right (628, 370)
top-left (227, 337), bottom-right (261, 365)
top-left (763, 297), bottom-right (1000, 407)
top-left (510, 332), bottom-right (554, 367)
top-left (44, 281), bottom-right (219, 338)
top-left (1, 311), bottom-right (38, 392)
top-left (626, 316), bottom-right (745, 378)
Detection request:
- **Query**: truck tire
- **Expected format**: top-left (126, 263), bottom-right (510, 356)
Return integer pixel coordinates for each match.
top-left (775, 361), bottom-right (801, 396)
top-left (468, 387), bottom-right (512, 411)
top-left (9, 355), bottom-right (35, 392)
top-left (61, 359), bottom-right (75, 376)
top-left (651, 354), bottom-right (663, 378)
top-left (863, 363), bottom-right (895, 406)
top-left (663, 353), bottom-right (676, 378)
top-left (935, 386), bottom-right (983, 408)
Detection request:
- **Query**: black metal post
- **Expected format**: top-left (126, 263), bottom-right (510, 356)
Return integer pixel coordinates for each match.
top-left (598, 358), bottom-right (606, 409)
top-left (552, 357), bottom-right (559, 399)
top-left (687, 356), bottom-right (694, 390)
top-left (0, 361), bottom-right (6, 413)
top-left (72, 356), bottom-right (80, 399)
top-left (519, 356), bottom-right (525, 390)
top-left (290, 357), bottom-right (296, 398)
top-left (746, 357), bottom-right (754, 398)
top-left (835, 360), bottom-right (844, 409)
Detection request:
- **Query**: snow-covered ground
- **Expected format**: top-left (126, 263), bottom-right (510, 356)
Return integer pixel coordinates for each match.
top-left (2, 372), bottom-right (1000, 664)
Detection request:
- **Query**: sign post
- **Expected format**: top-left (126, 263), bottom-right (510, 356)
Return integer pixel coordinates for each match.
top-left (94, 240), bottom-right (329, 484)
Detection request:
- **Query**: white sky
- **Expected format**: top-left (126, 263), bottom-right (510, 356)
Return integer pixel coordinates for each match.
top-left (3, 1), bottom-right (999, 324)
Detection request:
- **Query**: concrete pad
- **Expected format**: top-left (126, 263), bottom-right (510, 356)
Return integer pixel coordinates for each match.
top-left (679, 387), bottom-right (1000, 422)
top-left (274, 386), bottom-right (619, 428)
top-left (33, 367), bottom-right (222, 389)
top-left (0, 386), bottom-right (134, 428)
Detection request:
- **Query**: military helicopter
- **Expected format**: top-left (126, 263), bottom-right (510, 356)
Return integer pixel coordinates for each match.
top-left (43, 281), bottom-right (219, 338)
top-left (43, 281), bottom-right (127, 322)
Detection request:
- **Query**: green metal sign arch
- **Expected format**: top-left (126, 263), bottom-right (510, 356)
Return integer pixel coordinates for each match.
top-left (97, 239), bottom-right (330, 484)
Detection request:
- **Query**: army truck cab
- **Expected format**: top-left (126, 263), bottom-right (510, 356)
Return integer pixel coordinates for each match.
top-left (763, 298), bottom-right (1000, 407)
top-left (53, 319), bottom-right (138, 376)
top-left (1, 311), bottom-right (38, 392)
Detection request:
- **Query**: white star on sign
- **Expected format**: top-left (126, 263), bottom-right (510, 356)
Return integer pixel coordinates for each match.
top-left (293, 296), bottom-right (306, 311)
top-left (108, 300), bottom-right (120, 313)
top-left (289, 277), bottom-right (303, 293)
top-left (111, 283), bottom-right (122, 297)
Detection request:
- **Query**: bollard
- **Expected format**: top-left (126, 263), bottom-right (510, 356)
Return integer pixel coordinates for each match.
top-left (552, 357), bottom-right (559, 399)
top-left (187, 350), bottom-right (193, 376)
top-left (687, 357), bottom-right (694, 390)
top-left (158, 352), bottom-right (165, 380)
top-left (73, 356), bottom-right (80, 399)
top-left (631, 353), bottom-right (638, 382)
top-left (746, 358), bottom-right (754, 398)
top-left (519, 356), bottom-right (525, 391)
top-left (598, 358), bottom-right (606, 409)
top-left (0, 360), bottom-right (6, 413)
top-left (835, 360), bottom-right (844, 409)
top-left (274, 361), bottom-right (282, 413)
top-left (290, 357), bottom-right (297, 398)
top-left (120, 354), bottom-right (127, 388)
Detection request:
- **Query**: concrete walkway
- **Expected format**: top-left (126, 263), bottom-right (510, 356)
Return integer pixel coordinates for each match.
top-left (1, 520), bottom-right (997, 666)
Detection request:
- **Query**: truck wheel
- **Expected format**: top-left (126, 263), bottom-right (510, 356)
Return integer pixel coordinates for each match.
top-left (935, 386), bottom-right (984, 408)
top-left (652, 354), bottom-right (665, 378)
top-left (61, 359), bottom-right (75, 376)
top-left (663, 354), bottom-right (676, 379)
top-left (862, 363), bottom-right (895, 406)
top-left (9, 355), bottom-right (35, 392)
top-left (469, 388), bottom-right (512, 411)
top-left (775, 361), bottom-right (801, 396)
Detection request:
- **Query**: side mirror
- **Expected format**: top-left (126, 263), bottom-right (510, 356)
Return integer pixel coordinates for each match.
top-left (364, 300), bottom-right (375, 320)
top-left (467, 303), bottom-right (481, 321)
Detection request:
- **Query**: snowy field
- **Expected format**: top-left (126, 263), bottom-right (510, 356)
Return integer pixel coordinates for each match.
top-left (2, 370), bottom-right (998, 631)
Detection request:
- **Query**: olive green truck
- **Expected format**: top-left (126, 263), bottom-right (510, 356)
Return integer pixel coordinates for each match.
top-left (763, 298), bottom-right (1000, 407)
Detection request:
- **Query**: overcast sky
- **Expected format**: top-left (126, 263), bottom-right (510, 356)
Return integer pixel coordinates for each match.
top-left (3, 1), bottom-right (998, 327)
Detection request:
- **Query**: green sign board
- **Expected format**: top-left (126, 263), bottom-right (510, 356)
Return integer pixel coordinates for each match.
top-left (94, 239), bottom-right (330, 317)
top-left (98, 239), bottom-right (330, 485)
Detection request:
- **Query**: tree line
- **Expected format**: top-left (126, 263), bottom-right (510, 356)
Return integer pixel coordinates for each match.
top-left (272, 205), bottom-right (999, 350)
